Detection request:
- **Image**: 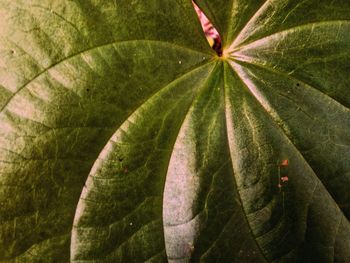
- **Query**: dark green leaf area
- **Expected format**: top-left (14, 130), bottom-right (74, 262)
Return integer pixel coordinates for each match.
top-left (71, 63), bottom-right (216, 262)
top-left (233, 21), bottom-right (350, 108)
top-left (0, 0), bottom-right (349, 262)
top-left (224, 63), bottom-right (350, 262)
top-left (231, 62), bottom-right (350, 219)
top-left (0, 40), bottom-right (210, 261)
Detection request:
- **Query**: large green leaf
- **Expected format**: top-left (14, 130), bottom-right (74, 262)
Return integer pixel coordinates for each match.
top-left (0, 0), bottom-right (349, 262)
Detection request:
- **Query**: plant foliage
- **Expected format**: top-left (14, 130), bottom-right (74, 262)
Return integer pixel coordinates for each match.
top-left (0, 0), bottom-right (349, 262)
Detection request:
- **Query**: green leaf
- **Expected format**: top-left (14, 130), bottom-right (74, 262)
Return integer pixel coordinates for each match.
top-left (0, 0), bottom-right (349, 262)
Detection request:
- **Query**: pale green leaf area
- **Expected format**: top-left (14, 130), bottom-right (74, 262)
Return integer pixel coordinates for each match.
top-left (0, 0), bottom-right (349, 262)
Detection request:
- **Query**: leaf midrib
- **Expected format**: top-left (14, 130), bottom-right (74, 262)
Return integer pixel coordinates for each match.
top-left (233, 58), bottom-right (350, 111)
top-left (231, 19), bottom-right (350, 52)
top-left (226, 60), bottom-right (349, 222)
top-left (71, 62), bottom-right (219, 262)
top-left (223, 62), bottom-right (269, 263)
top-left (224, 60), bottom-right (349, 262)
top-left (0, 39), bottom-right (212, 114)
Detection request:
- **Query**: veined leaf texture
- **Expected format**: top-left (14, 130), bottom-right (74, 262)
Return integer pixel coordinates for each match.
top-left (0, 0), bottom-right (349, 262)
